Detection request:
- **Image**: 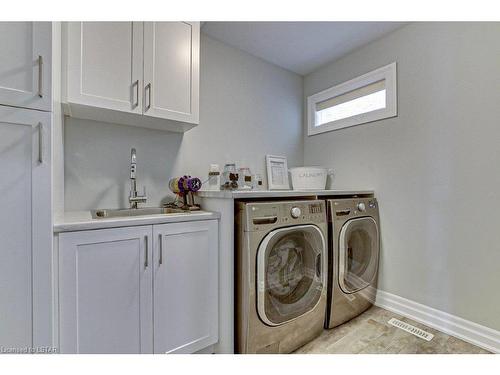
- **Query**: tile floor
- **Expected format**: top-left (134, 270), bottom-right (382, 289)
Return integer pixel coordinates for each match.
top-left (294, 306), bottom-right (491, 354)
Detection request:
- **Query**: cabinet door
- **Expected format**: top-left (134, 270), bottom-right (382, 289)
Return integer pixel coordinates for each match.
top-left (143, 22), bottom-right (200, 124)
top-left (0, 22), bottom-right (51, 111)
top-left (153, 220), bottom-right (218, 354)
top-left (65, 22), bottom-right (143, 114)
top-left (58, 226), bottom-right (153, 354)
top-left (0, 106), bottom-right (51, 348)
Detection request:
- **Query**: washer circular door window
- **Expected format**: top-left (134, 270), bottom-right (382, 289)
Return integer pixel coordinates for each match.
top-left (256, 225), bottom-right (326, 326)
top-left (339, 217), bottom-right (379, 294)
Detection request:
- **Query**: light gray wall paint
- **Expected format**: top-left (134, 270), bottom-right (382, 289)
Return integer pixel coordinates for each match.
top-left (64, 34), bottom-right (303, 211)
top-left (64, 119), bottom-right (183, 210)
top-left (304, 22), bottom-right (500, 330)
top-left (176, 35), bottom-right (303, 182)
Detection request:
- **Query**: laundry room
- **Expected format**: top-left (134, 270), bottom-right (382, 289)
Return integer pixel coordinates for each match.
top-left (0, 1), bottom-right (499, 374)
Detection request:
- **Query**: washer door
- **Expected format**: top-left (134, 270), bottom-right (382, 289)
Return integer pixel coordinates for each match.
top-left (256, 225), bottom-right (326, 326)
top-left (338, 217), bottom-right (379, 294)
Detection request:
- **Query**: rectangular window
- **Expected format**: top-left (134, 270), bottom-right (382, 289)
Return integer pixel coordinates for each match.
top-left (307, 62), bottom-right (397, 135)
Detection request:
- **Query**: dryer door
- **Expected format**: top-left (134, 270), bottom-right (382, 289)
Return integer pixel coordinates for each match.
top-left (338, 217), bottom-right (379, 294)
top-left (256, 225), bottom-right (326, 326)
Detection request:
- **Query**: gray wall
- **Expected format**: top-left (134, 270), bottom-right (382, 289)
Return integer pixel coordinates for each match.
top-left (304, 22), bottom-right (500, 329)
top-left (65, 34), bottom-right (303, 211)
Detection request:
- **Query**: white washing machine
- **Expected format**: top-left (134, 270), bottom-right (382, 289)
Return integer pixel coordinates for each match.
top-left (235, 200), bottom-right (328, 353)
top-left (326, 197), bottom-right (380, 329)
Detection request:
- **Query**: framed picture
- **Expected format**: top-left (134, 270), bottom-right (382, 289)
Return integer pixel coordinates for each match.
top-left (265, 155), bottom-right (290, 190)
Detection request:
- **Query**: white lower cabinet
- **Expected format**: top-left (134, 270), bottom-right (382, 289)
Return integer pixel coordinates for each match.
top-left (58, 226), bottom-right (153, 354)
top-left (57, 220), bottom-right (218, 354)
top-left (153, 221), bottom-right (218, 353)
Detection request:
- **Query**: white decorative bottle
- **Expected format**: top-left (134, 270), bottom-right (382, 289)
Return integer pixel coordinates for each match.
top-left (207, 164), bottom-right (221, 191)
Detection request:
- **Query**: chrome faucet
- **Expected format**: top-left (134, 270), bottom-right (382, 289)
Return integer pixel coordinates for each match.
top-left (129, 148), bottom-right (147, 209)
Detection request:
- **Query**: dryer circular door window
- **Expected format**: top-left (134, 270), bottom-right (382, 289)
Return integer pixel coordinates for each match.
top-left (338, 217), bottom-right (379, 294)
top-left (256, 225), bottom-right (326, 326)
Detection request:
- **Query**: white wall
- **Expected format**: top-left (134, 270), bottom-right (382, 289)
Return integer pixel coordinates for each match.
top-left (176, 35), bottom-right (303, 180)
top-left (64, 119), bottom-right (183, 210)
top-left (64, 34), bottom-right (303, 211)
top-left (304, 22), bottom-right (500, 330)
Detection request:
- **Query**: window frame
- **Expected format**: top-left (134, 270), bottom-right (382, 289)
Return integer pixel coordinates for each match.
top-left (307, 62), bottom-right (397, 136)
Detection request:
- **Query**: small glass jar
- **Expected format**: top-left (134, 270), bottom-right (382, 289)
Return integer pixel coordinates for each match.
top-left (238, 167), bottom-right (252, 190)
top-left (253, 174), bottom-right (263, 190)
top-left (221, 163), bottom-right (238, 190)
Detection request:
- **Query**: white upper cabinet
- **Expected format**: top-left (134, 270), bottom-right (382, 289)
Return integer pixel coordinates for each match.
top-left (65, 22), bottom-right (143, 114)
top-left (0, 22), bottom-right (52, 111)
top-left (63, 22), bottom-right (200, 132)
top-left (0, 106), bottom-right (51, 348)
top-left (143, 22), bottom-right (200, 124)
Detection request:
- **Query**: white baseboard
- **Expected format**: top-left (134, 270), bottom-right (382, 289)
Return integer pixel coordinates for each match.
top-left (375, 290), bottom-right (500, 354)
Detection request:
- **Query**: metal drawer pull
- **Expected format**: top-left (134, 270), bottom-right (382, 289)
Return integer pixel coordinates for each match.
top-left (37, 55), bottom-right (43, 98)
top-left (145, 83), bottom-right (151, 111)
top-left (132, 80), bottom-right (139, 108)
top-left (144, 235), bottom-right (149, 268)
top-left (38, 122), bottom-right (43, 164)
top-left (159, 234), bottom-right (163, 265)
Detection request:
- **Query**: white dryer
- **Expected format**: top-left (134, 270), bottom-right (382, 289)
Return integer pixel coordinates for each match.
top-left (235, 200), bottom-right (328, 353)
top-left (326, 197), bottom-right (380, 328)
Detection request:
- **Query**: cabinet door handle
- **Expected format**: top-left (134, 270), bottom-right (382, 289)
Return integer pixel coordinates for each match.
top-left (37, 55), bottom-right (43, 98)
top-left (145, 83), bottom-right (151, 111)
top-left (131, 80), bottom-right (139, 109)
top-left (159, 234), bottom-right (163, 265)
top-left (38, 122), bottom-right (43, 164)
top-left (144, 235), bottom-right (149, 268)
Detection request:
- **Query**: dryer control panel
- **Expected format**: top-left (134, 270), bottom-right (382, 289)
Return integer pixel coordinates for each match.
top-left (329, 197), bottom-right (378, 222)
top-left (241, 200), bottom-right (326, 232)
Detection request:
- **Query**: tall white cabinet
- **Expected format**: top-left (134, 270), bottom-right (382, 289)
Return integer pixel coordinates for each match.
top-left (0, 21), bottom-right (52, 350)
top-left (0, 105), bottom-right (51, 348)
top-left (63, 21), bottom-right (199, 132)
top-left (0, 22), bottom-right (52, 111)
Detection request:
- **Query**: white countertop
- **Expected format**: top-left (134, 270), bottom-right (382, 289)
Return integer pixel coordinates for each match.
top-left (54, 210), bottom-right (220, 233)
top-left (196, 189), bottom-right (374, 199)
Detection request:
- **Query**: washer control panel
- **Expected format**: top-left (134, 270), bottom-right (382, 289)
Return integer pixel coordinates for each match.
top-left (332, 198), bottom-right (378, 219)
top-left (244, 200), bottom-right (326, 231)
